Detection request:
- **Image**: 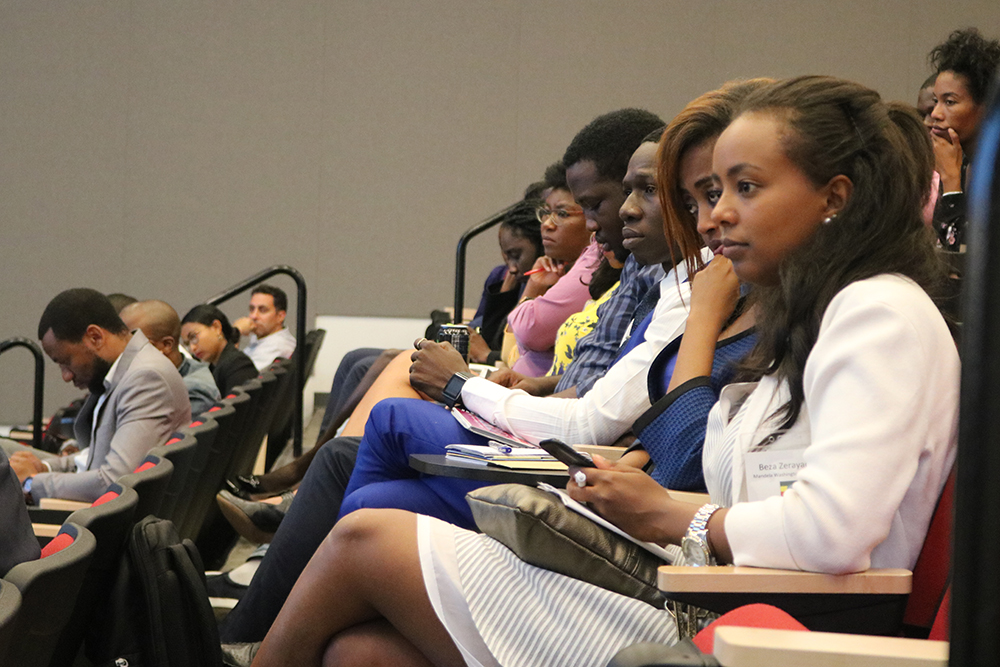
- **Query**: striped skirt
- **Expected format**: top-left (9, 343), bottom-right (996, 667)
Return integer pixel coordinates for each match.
top-left (418, 514), bottom-right (679, 667)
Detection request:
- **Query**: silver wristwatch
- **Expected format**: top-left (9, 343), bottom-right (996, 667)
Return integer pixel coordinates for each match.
top-left (681, 503), bottom-right (721, 566)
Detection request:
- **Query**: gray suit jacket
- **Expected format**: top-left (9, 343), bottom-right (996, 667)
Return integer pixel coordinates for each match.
top-left (32, 331), bottom-right (191, 502)
top-left (0, 448), bottom-right (40, 575)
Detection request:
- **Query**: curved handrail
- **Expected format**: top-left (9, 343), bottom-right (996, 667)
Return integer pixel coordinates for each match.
top-left (453, 202), bottom-right (519, 324)
top-left (952, 73), bottom-right (1000, 666)
top-left (205, 265), bottom-right (307, 456)
top-left (0, 337), bottom-right (45, 450)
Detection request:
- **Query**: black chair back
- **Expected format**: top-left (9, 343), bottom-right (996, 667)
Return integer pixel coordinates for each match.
top-left (169, 417), bottom-right (221, 536)
top-left (221, 375), bottom-right (271, 483)
top-left (181, 393), bottom-right (250, 542)
top-left (0, 579), bottom-right (23, 665)
top-left (48, 484), bottom-right (139, 667)
top-left (264, 358), bottom-right (298, 470)
top-left (115, 454), bottom-right (174, 519)
top-left (4, 523), bottom-right (96, 667)
top-left (148, 430), bottom-right (201, 522)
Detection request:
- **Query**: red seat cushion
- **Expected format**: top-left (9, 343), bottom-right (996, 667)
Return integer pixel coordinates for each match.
top-left (903, 469), bottom-right (954, 631)
top-left (693, 603), bottom-right (808, 654)
top-left (92, 490), bottom-right (119, 507)
top-left (928, 588), bottom-right (950, 642)
top-left (133, 460), bottom-right (156, 473)
top-left (41, 533), bottom-right (74, 558)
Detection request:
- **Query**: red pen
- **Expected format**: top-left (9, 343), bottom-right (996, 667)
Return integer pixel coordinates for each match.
top-left (523, 267), bottom-right (547, 276)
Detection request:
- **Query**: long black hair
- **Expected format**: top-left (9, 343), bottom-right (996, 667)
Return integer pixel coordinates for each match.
top-left (735, 76), bottom-right (945, 430)
top-left (181, 304), bottom-right (240, 346)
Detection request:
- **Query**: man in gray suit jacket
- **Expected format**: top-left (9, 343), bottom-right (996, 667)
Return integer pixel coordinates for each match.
top-left (7, 288), bottom-right (191, 503)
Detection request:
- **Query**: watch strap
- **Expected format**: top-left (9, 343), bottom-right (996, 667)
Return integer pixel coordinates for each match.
top-left (683, 503), bottom-right (721, 566)
top-left (442, 371), bottom-right (474, 409)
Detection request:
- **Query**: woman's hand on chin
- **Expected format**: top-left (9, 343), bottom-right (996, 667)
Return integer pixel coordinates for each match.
top-left (689, 255), bottom-right (740, 334)
top-left (931, 128), bottom-right (964, 193)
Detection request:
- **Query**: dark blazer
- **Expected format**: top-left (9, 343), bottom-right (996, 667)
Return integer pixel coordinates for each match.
top-left (211, 343), bottom-right (258, 397)
top-left (0, 449), bottom-right (40, 575)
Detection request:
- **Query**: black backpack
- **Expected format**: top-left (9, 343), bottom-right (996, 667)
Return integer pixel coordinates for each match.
top-left (90, 515), bottom-right (223, 667)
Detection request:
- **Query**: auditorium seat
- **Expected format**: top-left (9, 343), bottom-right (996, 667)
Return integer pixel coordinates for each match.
top-left (178, 401), bottom-right (239, 541)
top-left (148, 429), bottom-right (202, 522)
top-left (0, 579), bottom-right (22, 665)
top-left (45, 484), bottom-right (139, 667)
top-left (116, 454), bottom-right (174, 520)
top-left (171, 416), bottom-right (222, 534)
top-left (607, 468), bottom-right (956, 666)
top-left (3, 523), bottom-right (96, 667)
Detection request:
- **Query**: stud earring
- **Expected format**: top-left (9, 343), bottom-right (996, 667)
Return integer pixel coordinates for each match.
top-left (822, 213), bottom-right (838, 225)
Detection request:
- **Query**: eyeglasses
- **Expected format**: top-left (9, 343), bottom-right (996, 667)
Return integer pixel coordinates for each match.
top-left (536, 206), bottom-right (584, 224)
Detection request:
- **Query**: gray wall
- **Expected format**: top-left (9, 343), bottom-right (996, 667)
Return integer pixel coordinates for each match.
top-left (1, 0), bottom-right (998, 421)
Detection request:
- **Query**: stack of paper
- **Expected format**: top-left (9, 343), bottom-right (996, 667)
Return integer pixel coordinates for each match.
top-left (445, 443), bottom-right (568, 470)
top-left (451, 408), bottom-right (535, 449)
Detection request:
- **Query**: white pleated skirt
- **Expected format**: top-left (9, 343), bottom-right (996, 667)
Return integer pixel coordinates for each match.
top-left (418, 514), bottom-right (679, 667)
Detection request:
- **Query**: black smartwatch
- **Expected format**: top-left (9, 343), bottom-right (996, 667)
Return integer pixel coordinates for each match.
top-left (442, 371), bottom-right (474, 409)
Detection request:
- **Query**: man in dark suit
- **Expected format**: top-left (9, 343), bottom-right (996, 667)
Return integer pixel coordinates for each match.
top-left (5, 288), bottom-right (191, 503)
top-left (0, 449), bottom-right (39, 575)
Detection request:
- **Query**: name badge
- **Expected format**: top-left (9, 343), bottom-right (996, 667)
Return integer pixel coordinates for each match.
top-left (744, 428), bottom-right (808, 502)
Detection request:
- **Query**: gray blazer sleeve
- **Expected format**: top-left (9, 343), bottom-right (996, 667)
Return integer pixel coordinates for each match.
top-left (31, 365), bottom-right (190, 502)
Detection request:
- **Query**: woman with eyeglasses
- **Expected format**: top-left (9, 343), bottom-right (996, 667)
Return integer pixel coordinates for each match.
top-left (180, 304), bottom-right (258, 398)
top-left (330, 166), bottom-right (603, 439)
top-left (504, 162), bottom-right (603, 377)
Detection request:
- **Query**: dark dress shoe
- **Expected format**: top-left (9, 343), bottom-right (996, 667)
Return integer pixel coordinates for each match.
top-left (216, 490), bottom-right (293, 544)
top-left (221, 642), bottom-right (260, 667)
top-left (225, 475), bottom-right (264, 500)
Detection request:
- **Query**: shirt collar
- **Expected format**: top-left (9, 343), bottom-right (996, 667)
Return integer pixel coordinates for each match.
top-left (102, 349), bottom-right (124, 394)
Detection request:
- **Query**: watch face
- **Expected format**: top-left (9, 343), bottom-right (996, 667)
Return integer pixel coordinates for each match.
top-left (682, 536), bottom-right (709, 566)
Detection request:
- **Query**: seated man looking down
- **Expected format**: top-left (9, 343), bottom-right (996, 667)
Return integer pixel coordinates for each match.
top-left (121, 299), bottom-right (221, 416)
top-left (234, 284), bottom-right (296, 371)
top-left (4, 288), bottom-right (191, 503)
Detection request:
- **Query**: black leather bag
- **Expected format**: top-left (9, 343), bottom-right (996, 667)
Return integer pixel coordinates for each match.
top-left (466, 484), bottom-right (667, 607)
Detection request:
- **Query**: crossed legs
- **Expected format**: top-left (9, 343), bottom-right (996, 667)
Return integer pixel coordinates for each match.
top-left (252, 509), bottom-right (465, 667)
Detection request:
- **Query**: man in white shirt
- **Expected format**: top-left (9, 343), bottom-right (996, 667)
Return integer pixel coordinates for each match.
top-left (234, 285), bottom-right (296, 371)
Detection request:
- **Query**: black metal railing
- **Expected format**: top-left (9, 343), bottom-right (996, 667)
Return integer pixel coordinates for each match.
top-left (206, 265), bottom-right (307, 456)
top-left (952, 73), bottom-right (1000, 667)
top-left (0, 337), bottom-right (45, 450)
top-left (452, 203), bottom-right (519, 325)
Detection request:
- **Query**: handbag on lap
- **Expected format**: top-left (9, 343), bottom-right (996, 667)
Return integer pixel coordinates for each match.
top-left (466, 483), bottom-right (670, 607)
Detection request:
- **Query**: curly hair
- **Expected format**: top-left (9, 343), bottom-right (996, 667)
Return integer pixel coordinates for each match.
top-left (929, 27), bottom-right (1000, 104)
top-left (562, 108), bottom-right (664, 182)
top-left (734, 76), bottom-right (945, 430)
top-left (543, 161), bottom-right (568, 191)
